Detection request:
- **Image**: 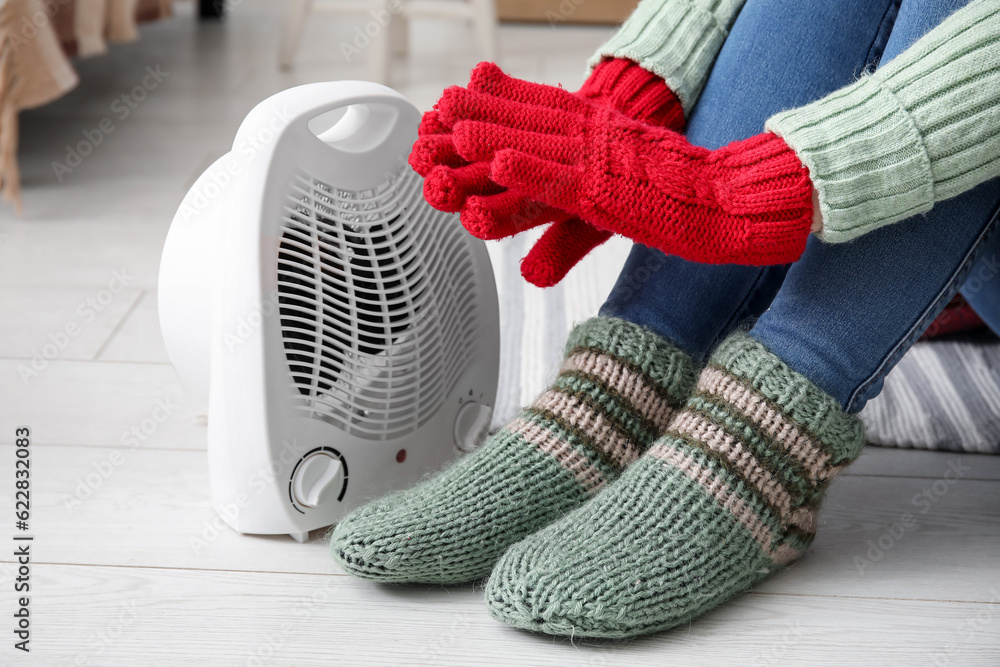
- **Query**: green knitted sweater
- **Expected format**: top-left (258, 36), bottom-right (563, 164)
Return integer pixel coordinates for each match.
top-left (591, 0), bottom-right (1000, 243)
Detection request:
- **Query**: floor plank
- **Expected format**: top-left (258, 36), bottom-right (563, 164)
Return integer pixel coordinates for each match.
top-left (848, 446), bottom-right (1000, 481)
top-left (97, 291), bottom-right (173, 364)
top-left (0, 360), bottom-right (206, 450)
top-left (0, 286), bottom-right (142, 360)
top-left (0, 214), bottom-right (174, 290)
top-left (5, 563), bottom-right (998, 666)
top-left (2, 444), bottom-right (997, 607)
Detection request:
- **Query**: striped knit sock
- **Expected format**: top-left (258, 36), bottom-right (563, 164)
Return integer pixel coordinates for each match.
top-left (486, 332), bottom-right (866, 638)
top-left (329, 317), bottom-right (698, 584)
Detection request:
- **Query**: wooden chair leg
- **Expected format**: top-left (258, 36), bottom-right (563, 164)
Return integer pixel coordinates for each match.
top-left (279, 0), bottom-right (314, 71)
top-left (368, 0), bottom-right (392, 83)
top-left (470, 0), bottom-right (498, 63)
top-left (391, 14), bottom-right (408, 57)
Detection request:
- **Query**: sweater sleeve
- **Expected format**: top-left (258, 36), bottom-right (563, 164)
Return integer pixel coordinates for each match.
top-left (588, 0), bottom-right (747, 113)
top-left (766, 0), bottom-right (1000, 244)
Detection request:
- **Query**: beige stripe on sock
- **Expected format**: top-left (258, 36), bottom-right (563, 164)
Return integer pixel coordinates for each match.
top-left (669, 410), bottom-right (817, 533)
top-left (562, 350), bottom-right (676, 433)
top-left (509, 417), bottom-right (605, 494)
top-left (698, 367), bottom-right (843, 483)
top-left (532, 390), bottom-right (641, 468)
top-left (649, 443), bottom-right (802, 566)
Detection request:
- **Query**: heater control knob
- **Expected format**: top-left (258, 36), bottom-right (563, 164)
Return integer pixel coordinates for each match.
top-left (292, 452), bottom-right (344, 508)
top-left (454, 401), bottom-right (492, 453)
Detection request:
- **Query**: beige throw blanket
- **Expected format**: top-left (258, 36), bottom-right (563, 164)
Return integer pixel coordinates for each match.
top-left (0, 0), bottom-right (173, 208)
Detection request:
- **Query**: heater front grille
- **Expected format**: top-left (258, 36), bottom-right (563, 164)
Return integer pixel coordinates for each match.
top-left (275, 167), bottom-right (481, 440)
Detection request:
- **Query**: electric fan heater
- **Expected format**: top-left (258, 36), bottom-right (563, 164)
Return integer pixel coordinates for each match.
top-left (158, 82), bottom-right (500, 542)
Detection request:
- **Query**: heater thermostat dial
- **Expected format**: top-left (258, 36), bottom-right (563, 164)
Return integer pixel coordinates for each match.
top-left (454, 401), bottom-right (492, 453)
top-left (292, 451), bottom-right (345, 508)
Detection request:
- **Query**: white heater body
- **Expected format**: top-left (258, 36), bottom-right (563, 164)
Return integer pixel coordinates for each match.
top-left (158, 82), bottom-right (500, 541)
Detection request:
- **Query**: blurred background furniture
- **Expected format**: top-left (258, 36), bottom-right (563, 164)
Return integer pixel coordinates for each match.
top-left (0, 0), bottom-right (176, 208)
top-left (495, 0), bottom-right (637, 24)
top-left (278, 0), bottom-right (498, 83)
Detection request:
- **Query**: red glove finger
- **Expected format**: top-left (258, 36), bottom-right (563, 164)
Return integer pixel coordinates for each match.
top-left (468, 61), bottom-right (587, 113)
top-left (423, 159), bottom-right (567, 226)
top-left (436, 86), bottom-right (583, 135)
top-left (489, 149), bottom-right (586, 215)
top-left (520, 218), bottom-right (613, 288)
top-left (418, 110), bottom-right (450, 136)
top-left (461, 190), bottom-right (569, 239)
top-left (420, 61), bottom-right (581, 138)
top-left (417, 87), bottom-right (580, 216)
top-left (452, 119), bottom-right (581, 164)
top-left (423, 163), bottom-right (503, 212)
top-left (409, 134), bottom-right (469, 176)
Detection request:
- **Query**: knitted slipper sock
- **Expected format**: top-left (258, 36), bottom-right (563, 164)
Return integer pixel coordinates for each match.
top-left (485, 332), bottom-right (866, 638)
top-left (329, 316), bottom-right (698, 584)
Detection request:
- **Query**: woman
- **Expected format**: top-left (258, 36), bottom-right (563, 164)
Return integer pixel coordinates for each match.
top-left (330, 0), bottom-right (1000, 639)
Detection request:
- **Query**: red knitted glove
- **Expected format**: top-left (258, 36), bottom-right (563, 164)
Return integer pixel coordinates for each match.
top-left (438, 65), bottom-right (814, 266)
top-left (410, 59), bottom-right (685, 286)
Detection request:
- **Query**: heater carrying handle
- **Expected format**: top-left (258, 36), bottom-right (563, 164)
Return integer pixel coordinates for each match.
top-left (232, 81), bottom-right (422, 191)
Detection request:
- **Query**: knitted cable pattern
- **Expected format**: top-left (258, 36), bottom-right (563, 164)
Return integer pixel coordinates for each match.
top-left (485, 332), bottom-right (865, 638)
top-left (329, 316), bottom-right (698, 584)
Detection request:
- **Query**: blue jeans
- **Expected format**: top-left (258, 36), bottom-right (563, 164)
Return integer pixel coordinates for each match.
top-left (600, 0), bottom-right (1000, 413)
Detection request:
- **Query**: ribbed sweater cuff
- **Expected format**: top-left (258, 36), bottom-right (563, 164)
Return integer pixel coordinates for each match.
top-left (587, 0), bottom-right (745, 113)
top-left (765, 74), bottom-right (934, 244)
top-left (765, 0), bottom-right (1000, 244)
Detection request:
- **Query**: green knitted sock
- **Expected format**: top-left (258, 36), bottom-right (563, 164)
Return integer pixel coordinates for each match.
top-left (329, 316), bottom-right (698, 584)
top-left (486, 332), bottom-right (866, 638)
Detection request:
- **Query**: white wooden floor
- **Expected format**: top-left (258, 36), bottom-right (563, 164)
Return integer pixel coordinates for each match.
top-left (1, 2), bottom-right (999, 665)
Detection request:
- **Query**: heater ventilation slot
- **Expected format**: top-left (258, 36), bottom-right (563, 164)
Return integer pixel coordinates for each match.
top-left (276, 167), bottom-right (481, 440)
